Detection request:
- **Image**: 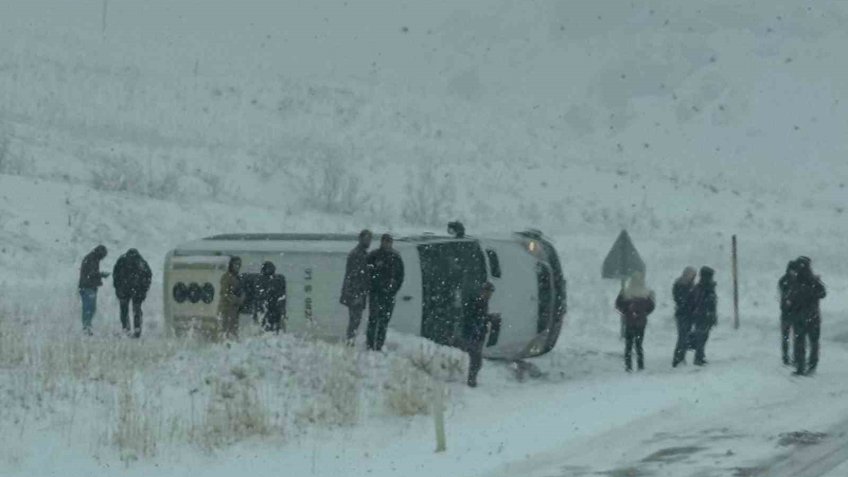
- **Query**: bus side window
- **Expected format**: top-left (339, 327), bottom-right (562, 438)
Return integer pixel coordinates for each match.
top-left (485, 249), bottom-right (502, 278)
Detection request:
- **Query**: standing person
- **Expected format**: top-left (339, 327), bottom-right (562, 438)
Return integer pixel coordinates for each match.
top-left (615, 272), bottom-right (655, 372)
top-left (78, 245), bottom-right (109, 335)
top-left (690, 266), bottom-right (718, 366)
top-left (112, 249), bottom-right (152, 338)
top-left (218, 256), bottom-right (245, 341)
top-left (778, 259), bottom-right (800, 366)
top-left (672, 267), bottom-right (697, 367)
top-left (787, 257), bottom-right (826, 376)
top-left (462, 282), bottom-right (500, 388)
top-left (258, 261), bottom-right (287, 334)
top-left (340, 229), bottom-right (372, 344)
top-left (366, 234), bottom-right (404, 351)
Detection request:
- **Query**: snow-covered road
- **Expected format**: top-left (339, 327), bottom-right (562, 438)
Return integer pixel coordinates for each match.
top-left (480, 321), bottom-right (848, 477)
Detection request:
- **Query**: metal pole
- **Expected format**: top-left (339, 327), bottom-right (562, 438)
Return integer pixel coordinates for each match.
top-left (620, 231), bottom-right (627, 339)
top-left (732, 235), bottom-right (739, 329)
top-left (101, 0), bottom-right (109, 37)
top-left (619, 277), bottom-right (626, 339)
top-left (434, 383), bottom-right (446, 453)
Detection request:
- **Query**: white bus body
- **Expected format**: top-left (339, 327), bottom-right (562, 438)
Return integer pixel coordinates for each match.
top-left (164, 232), bottom-right (565, 359)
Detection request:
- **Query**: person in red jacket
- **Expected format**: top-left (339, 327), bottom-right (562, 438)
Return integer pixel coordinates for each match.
top-left (616, 272), bottom-right (656, 372)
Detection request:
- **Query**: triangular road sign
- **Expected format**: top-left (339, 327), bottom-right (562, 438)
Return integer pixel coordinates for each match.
top-left (602, 230), bottom-right (646, 280)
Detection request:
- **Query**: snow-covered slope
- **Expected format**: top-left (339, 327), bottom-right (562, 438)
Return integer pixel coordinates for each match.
top-left (0, 0), bottom-right (847, 475)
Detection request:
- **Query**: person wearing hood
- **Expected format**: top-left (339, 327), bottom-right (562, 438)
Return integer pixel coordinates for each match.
top-left (340, 229), bottom-right (372, 344)
top-left (615, 272), bottom-right (656, 372)
top-left (690, 266), bottom-right (718, 366)
top-left (78, 245), bottom-right (109, 335)
top-left (778, 259), bottom-right (800, 366)
top-left (112, 249), bottom-right (152, 338)
top-left (219, 256), bottom-right (245, 340)
top-left (672, 267), bottom-right (697, 367)
top-left (785, 257), bottom-right (826, 375)
top-left (258, 261), bottom-right (287, 334)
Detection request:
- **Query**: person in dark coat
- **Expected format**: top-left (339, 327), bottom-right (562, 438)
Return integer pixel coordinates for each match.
top-left (219, 257), bottom-right (245, 340)
top-left (690, 266), bottom-right (718, 366)
top-left (786, 257), bottom-right (826, 375)
top-left (257, 261), bottom-right (287, 334)
top-left (672, 266), bottom-right (697, 367)
top-left (366, 234), bottom-right (404, 351)
top-left (615, 272), bottom-right (656, 372)
top-left (463, 282), bottom-right (500, 387)
top-left (78, 245), bottom-right (109, 335)
top-left (112, 249), bottom-right (152, 338)
top-left (340, 229), bottom-right (372, 344)
top-left (778, 259), bottom-right (801, 366)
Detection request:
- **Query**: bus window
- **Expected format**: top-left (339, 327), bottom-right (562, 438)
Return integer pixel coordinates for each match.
top-left (485, 249), bottom-right (502, 278)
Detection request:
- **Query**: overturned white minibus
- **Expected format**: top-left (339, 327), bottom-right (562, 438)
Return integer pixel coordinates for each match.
top-left (163, 231), bottom-right (566, 359)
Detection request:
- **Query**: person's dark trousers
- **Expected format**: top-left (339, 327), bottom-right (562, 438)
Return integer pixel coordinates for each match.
top-left (781, 317), bottom-right (793, 365)
top-left (693, 324), bottom-right (711, 365)
top-left (672, 316), bottom-right (692, 367)
top-left (119, 296), bottom-right (144, 338)
top-left (466, 338), bottom-right (485, 386)
top-left (624, 323), bottom-right (646, 371)
top-left (366, 293), bottom-right (395, 351)
top-left (346, 305), bottom-right (365, 344)
top-left (794, 318), bottom-right (809, 374)
top-left (80, 288), bottom-right (98, 334)
top-left (264, 312), bottom-right (284, 334)
top-left (808, 318), bottom-right (821, 372)
top-left (795, 317), bottom-right (821, 374)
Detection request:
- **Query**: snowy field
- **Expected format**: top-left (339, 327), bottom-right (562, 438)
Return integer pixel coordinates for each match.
top-left (1, 0), bottom-right (847, 476)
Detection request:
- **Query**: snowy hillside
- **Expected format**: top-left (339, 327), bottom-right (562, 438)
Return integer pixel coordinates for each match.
top-left (0, 0), bottom-right (847, 475)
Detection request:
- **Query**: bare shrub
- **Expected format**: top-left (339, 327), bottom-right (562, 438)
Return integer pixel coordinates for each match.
top-left (384, 362), bottom-right (434, 417)
top-left (89, 154), bottom-right (180, 200)
top-left (0, 314), bottom-right (27, 367)
top-left (196, 376), bottom-right (271, 449)
top-left (0, 131), bottom-right (9, 171)
top-left (401, 163), bottom-right (457, 226)
top-left (0, 130), bottom-right (29, 176)
top-left (406, 341), bottom-right (467, 383)
top-left (301, 155), bottom-right (370, 215)
top-left (112, 381), bottom-right (158, 461)
top-left (294, 345), bottom-right (361, 426)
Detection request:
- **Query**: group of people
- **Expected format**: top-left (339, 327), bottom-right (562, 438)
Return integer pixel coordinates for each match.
top-left (671, 266), bottom-right (718, 368)
top-left (217, 256), bottom-right (287, 340)
top-left (80, 237), bottom-right (825, 385)
top-left (339, 230), bottom-right (405, 351)
top-left (779, 257), bottom-right (827, 376)
top-left (78, 245), bottom-right (152, 337)
top-left (614, 257), bottom-right (826, 376)
top-left (340, 229), bottom-right (500, 387)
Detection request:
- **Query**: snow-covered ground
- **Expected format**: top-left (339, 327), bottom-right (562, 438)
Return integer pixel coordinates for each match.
top-left (0, 0), bottom-right (847, 475)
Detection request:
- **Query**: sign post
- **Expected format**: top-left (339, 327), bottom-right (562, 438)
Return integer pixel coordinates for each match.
top-left (602, 230), bottom-right (646, 337)
top-left (732, 235), bottom-right (740, 330)
top-left (433, 383), bottom-right (447, 453)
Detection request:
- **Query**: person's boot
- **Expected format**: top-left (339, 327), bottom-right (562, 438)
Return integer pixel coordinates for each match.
top-left (782, 355), bottom-right (792, 366)
top-left (637, 358), bottom-right (644, 371)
